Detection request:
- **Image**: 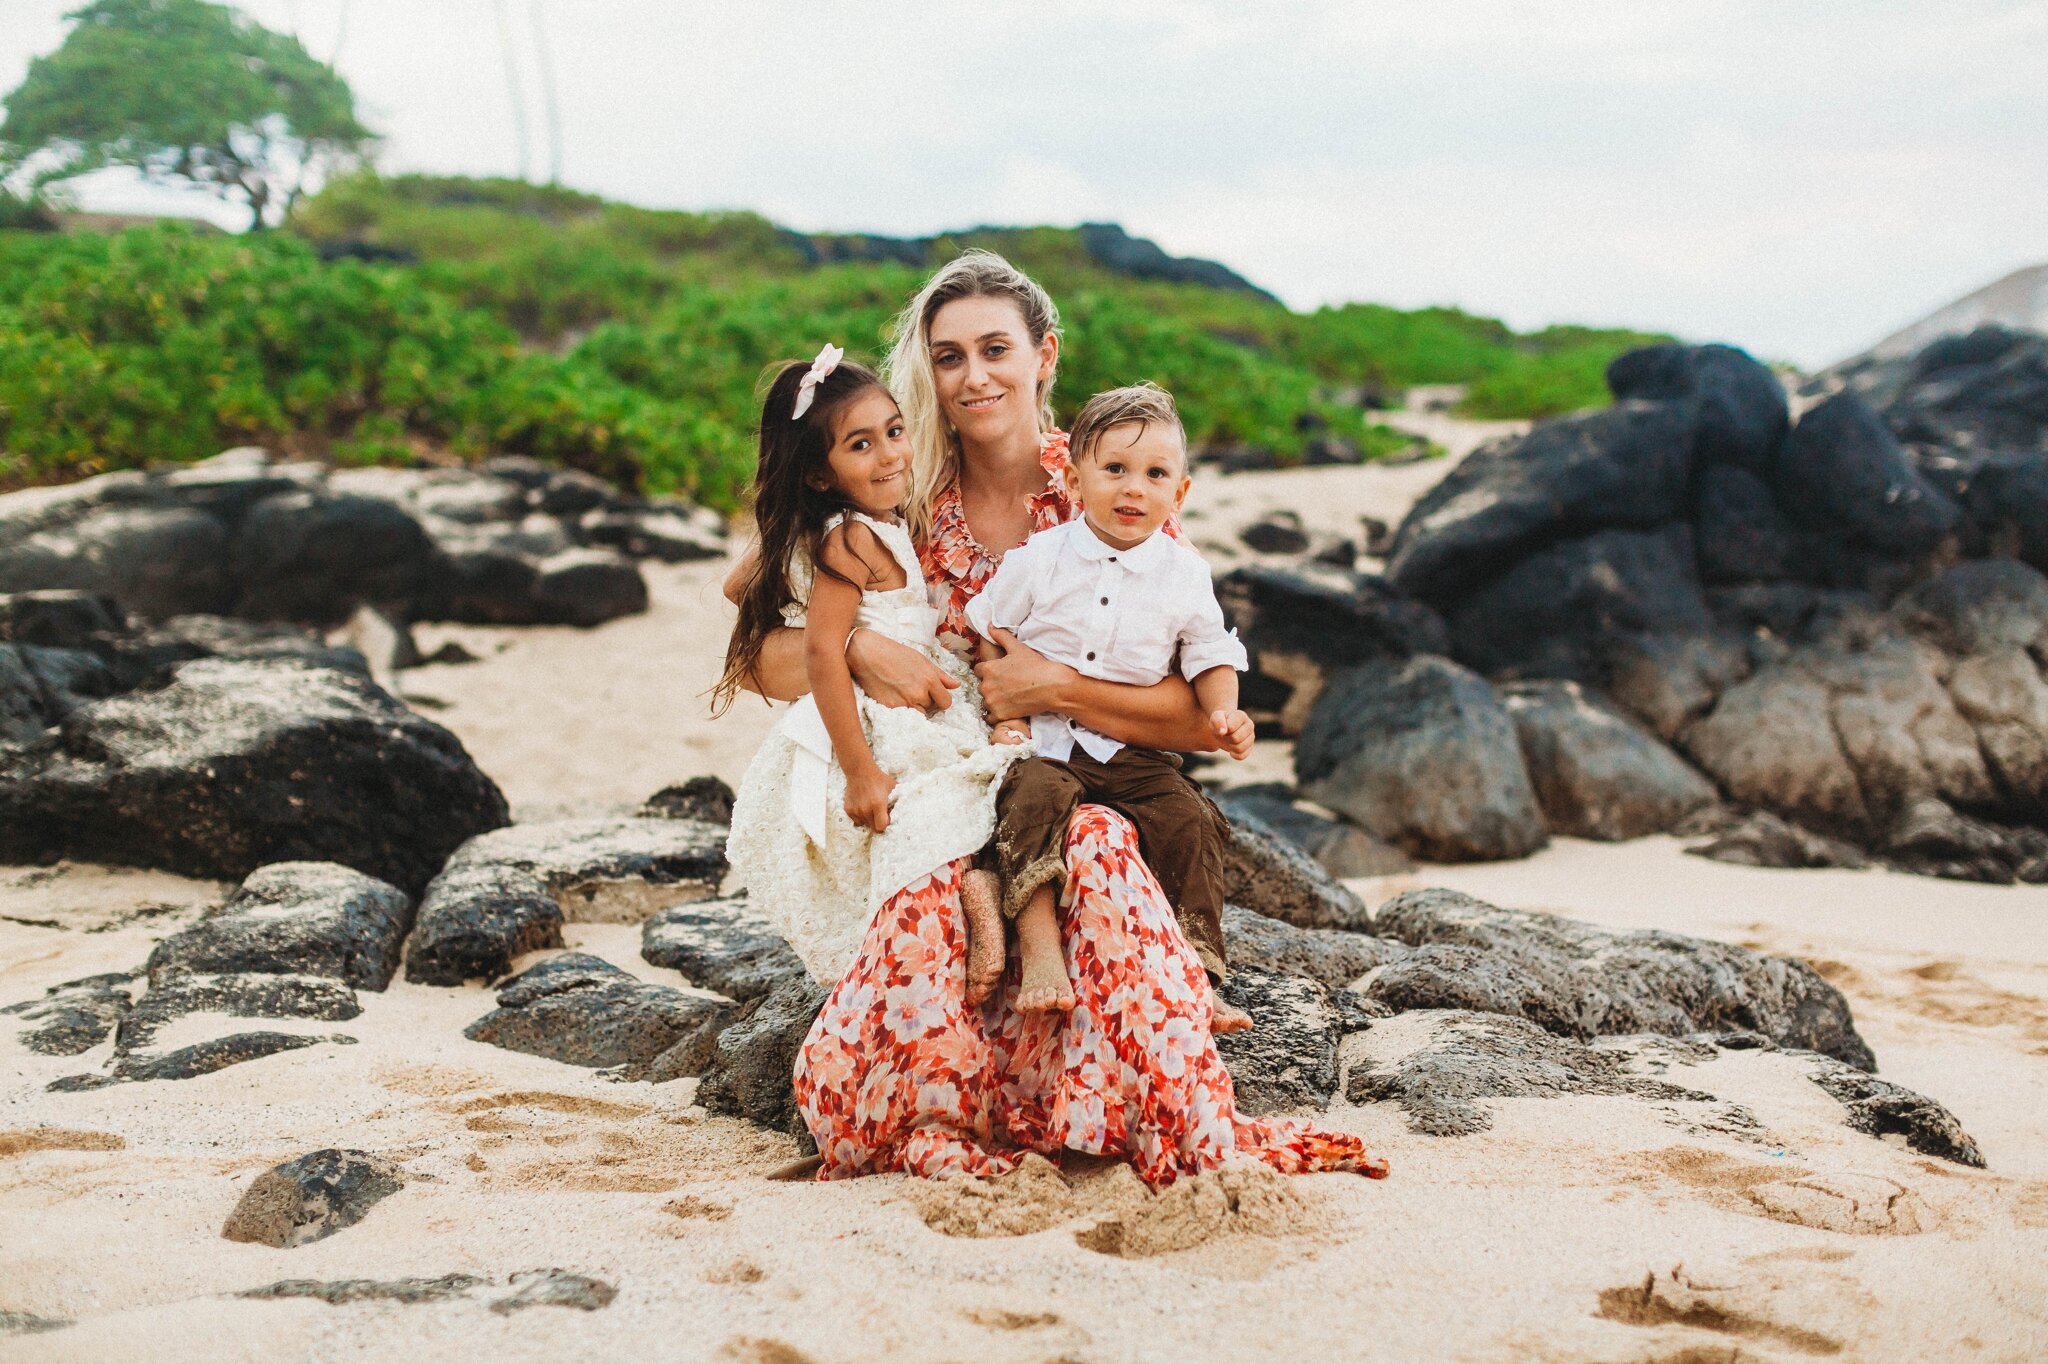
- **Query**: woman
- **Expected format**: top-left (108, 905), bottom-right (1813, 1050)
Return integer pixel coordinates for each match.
top-left (729, 251), bottom-right (1385, 1186)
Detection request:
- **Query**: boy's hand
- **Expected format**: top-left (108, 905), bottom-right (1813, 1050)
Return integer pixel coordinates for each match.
top-left (993, 718), bottom-right (1032, 746)
top-left (844, 768), bottom-right (895, 833)
top-left (1210, 708), bottom-right (1255, 760)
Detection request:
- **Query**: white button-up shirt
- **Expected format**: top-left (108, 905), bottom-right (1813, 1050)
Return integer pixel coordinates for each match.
top-left (963, 518), bottom-right (1248, 762)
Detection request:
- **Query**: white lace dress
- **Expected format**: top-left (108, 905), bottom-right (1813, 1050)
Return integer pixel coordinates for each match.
top-left (726, 512), bottom-right (1022, 985)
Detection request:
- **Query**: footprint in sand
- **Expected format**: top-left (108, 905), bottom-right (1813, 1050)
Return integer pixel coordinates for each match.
top-left (1597, 1262), bottom-right (1872, 1357)
top-left (1746, 1172), bottom-right (1936, 1235)
top-left (717, 1339), bottom-right (813, 1364)
top-left (0, 1128), bottom-right (125, 1158)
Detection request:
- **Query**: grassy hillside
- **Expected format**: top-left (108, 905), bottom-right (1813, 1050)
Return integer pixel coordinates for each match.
top-left (0, 173), bottom-right (1669, 505)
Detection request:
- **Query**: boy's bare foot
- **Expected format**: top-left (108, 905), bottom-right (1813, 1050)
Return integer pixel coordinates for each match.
top-left (1017, 949), bottom-right (1075, 1014)
top-left (1212, 1000), bottom-right (1253, 1033)
top-left (960, 868), bottom-right (1006, 1007)
top-left (1014, 885), bottom-right (1073, 1014)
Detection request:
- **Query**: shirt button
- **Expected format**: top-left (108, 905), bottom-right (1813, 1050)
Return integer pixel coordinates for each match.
top-left (1086, 651), bottom-right (1096, 661)
top-left (1108, 555), bottom-right (1117, 562)
top-left (1099, 596), bottom-right (1108, 605)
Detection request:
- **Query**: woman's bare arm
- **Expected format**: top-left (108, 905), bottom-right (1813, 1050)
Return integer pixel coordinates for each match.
top-left (722, 536), bottom-right (958, 710)
top-left (974, 628), bottom-right (1216, 752)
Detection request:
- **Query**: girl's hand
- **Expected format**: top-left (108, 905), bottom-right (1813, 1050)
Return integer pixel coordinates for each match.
top-left (848, 629), bottom-right (958, 713)
top-left (845, 767), bottom-right (896, 833)
top-left (974, 628), bottom-right (1076, 725)
top-left (1210, 708), bottom-right (1255, 760)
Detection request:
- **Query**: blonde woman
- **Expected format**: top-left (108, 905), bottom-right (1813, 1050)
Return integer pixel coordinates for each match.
top-left (727, 251), bottom-right (1386, 1187)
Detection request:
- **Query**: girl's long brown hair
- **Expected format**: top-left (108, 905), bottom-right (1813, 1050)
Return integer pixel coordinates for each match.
top-left (713, 356), bottom-right (890, 714)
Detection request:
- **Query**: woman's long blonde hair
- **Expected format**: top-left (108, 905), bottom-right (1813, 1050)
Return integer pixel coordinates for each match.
top-left (884, 250), bottom-right (1061, 544)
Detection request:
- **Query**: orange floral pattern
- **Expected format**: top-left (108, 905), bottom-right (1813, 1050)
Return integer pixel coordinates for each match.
top-left (795, 436), bottom-right (1388, 1187)
top-left (793, 806), bottom-right (1387, 1185)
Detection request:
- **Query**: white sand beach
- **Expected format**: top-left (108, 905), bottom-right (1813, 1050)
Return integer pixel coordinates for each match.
top-left (5, 430), bottom-right (2047, 1363)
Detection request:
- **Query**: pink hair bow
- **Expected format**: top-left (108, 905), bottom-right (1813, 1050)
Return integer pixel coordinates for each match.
top-left (791, 342), bottom-right (845, 420)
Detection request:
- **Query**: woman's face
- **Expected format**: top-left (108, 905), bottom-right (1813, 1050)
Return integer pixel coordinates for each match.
top-left (927, 295), bottom-right (1058, 450)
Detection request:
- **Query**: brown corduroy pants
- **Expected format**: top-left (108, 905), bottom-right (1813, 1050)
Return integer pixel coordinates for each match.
top-left (991, 747), bottom-right (1232, 981)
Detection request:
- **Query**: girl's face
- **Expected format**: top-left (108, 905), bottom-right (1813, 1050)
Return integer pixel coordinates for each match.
top-left (813, 388), bottom-right (912, 516)
top-left (927, 295), bottom-right (1057, 449)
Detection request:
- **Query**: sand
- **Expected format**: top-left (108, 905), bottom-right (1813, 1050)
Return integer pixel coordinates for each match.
top-left (5, 421), bottom-right (2048, 1362)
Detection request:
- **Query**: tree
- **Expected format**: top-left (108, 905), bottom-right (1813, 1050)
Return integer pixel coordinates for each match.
top-left (0, 0), bottom-right (373, 229)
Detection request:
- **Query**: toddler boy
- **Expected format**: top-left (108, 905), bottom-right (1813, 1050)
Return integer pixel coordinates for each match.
top-left (966, 383), bottom-right (1253, 1030)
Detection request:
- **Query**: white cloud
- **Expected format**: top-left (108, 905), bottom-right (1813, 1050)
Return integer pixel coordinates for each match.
top-left (2, 0), bottom-right (2043, 365)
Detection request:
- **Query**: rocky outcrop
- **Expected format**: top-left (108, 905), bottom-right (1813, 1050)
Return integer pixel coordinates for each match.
top-left (221, 1149), bottom-right (405, 1248)
top-left (693, 974), bottom-right (829, 1141)
top-left (1346, 333), bottom-right (2048, 877)
top-left (1215, 811), bottom-right (1375, 931)
top-left (0, 447), bottom-right (724, 633)
top-left (145, 862), bottom-right (413, 991)
top-left (1214, 966), bottom-right (1354, 1114)
top-left (0, 595), bottom-right (508, 890)
top-left (1215, 563), bottom-right (1447, 734)
top-left (464, 953), bottom-right (732, 1072)
top-left (1211, 785), bottom-right (1412, 880)
top-left (641, 893), bottom-right (803, 1003)
top-left (1502, 681), bottom-right (1717, 840)
top-left (1, 973), bottom-right (135, 1055)
top-left (1221, 904), bottom-right (1403, 991)
top-left (1296, 656), bottom-right (1547, 862)
top-left (406, 816), bottom-right (728, 985)
top-left (1361, 889), bottom-right (1873, 1069)
top-left (1346, 1010), bottom-right (1716, 1136)
top-left (1386, 399), bottom-right (1698, 605)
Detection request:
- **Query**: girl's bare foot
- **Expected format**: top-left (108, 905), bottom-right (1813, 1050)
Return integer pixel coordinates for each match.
top-left (1212, 999), bottom-right (1253, 1033)
top-left (1014, 885), bottom-right (1074, 1014)
top-left (960, 868), bottom-right (1006, 1007)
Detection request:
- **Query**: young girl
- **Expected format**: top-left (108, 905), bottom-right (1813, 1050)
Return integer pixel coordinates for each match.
top-left (720, 346), bottom-right (1017, 993)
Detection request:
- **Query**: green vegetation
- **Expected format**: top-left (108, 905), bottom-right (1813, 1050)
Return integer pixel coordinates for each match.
top-left (0, 0), bottom-right (371, 229)
top-left (0, 171), bottom-right (1670, 504)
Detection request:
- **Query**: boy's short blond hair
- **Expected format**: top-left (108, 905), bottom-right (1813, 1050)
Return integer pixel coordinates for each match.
top-left (1068, 382), bottom-right (1187, 467)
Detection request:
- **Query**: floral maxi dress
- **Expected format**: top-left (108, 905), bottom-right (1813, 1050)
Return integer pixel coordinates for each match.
top-left (791, 433), bottom-right (1389, 1187)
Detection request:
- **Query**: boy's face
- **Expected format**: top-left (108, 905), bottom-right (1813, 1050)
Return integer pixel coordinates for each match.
top-left (1063, 420), bottom-right (1192, 549)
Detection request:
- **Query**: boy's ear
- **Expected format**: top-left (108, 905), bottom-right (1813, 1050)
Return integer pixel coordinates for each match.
top-left (1172, 471), bottom-right (1192, 512)
top-left (1062, 457), bottom-right (1083, 503)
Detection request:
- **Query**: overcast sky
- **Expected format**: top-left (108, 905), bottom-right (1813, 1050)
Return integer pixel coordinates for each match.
top-left (5, 0), bottom-right (2046, 366)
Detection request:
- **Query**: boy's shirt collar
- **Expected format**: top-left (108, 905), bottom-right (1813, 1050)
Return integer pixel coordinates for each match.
top-left (1061, 517), bottom-right (1173, 573)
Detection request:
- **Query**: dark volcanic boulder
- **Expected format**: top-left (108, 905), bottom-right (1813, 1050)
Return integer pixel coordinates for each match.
top-left (1884, 325), bottom-right (2048, 459)
top-left (1958, 452), bottom-right (2048, 571)
top-left (1361, 888), bottom-right (1874, 1068)
top-left (1606, 343), bottom-right (1789, 474)
top-left (694, 974), bottom-right (829, 1141)
top-left (0, 655), bottom-right (509, 892)
top-left (1598, 628), bottom-right (1753, 743)
top-left (231, 492), bottom-right (435, 627)
top-left (1501, 681), bottom-right (1717, 840)
top-left (1221, 904), bottom-right (1404, 990)
top-left (1214, 965), bottom-right (1350, 1114)
top-left (0, 505), bottom-right (234, 620)
top-left (1, 973), bottom-right (136, 1054)
top-left (407, 817), bottom-right (729, 986)
top-left (464, 953), bottom-right (732, 1071)
top-left (146, 862), bottom-right (414, 991)
top-left (1215, 564), bottom-right (1447, 733)
top-left (1217, 811), bottom-right (1374, 930)
top-left (641, 893), bottom-right (803, 1003)
top-left (1683, 634), bottom-right (1992, 841)
top-left (1386, 399), bottom-right (1698, 604)
top-left (1296, 656), bottom-right (1547, 862)
top-left (1777, 392), bottom-right (1959, 556)
top-left (1346, 1010), bottom-right (1714, 1136)
top-left (1694, 463), bottom-right (1806, 583)
top-left (403, 863), bottom-right (562, 987)
top-left (116, 971), bottom-right (362, 1051)
top-left (222, 1149), bottom-right (405, 1248)
top-left (1445, 524), bottom-right (1711, 681)
top-left (1211, 784), bottom-right (1412, 880)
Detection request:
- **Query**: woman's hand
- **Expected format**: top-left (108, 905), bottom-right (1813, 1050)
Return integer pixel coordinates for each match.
top-left (844, 766), bottom-right (896, 834)
top-left (974, 627), bottom-right (1078, 726)
top-left (848, 629), bottom-right (957, 713)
